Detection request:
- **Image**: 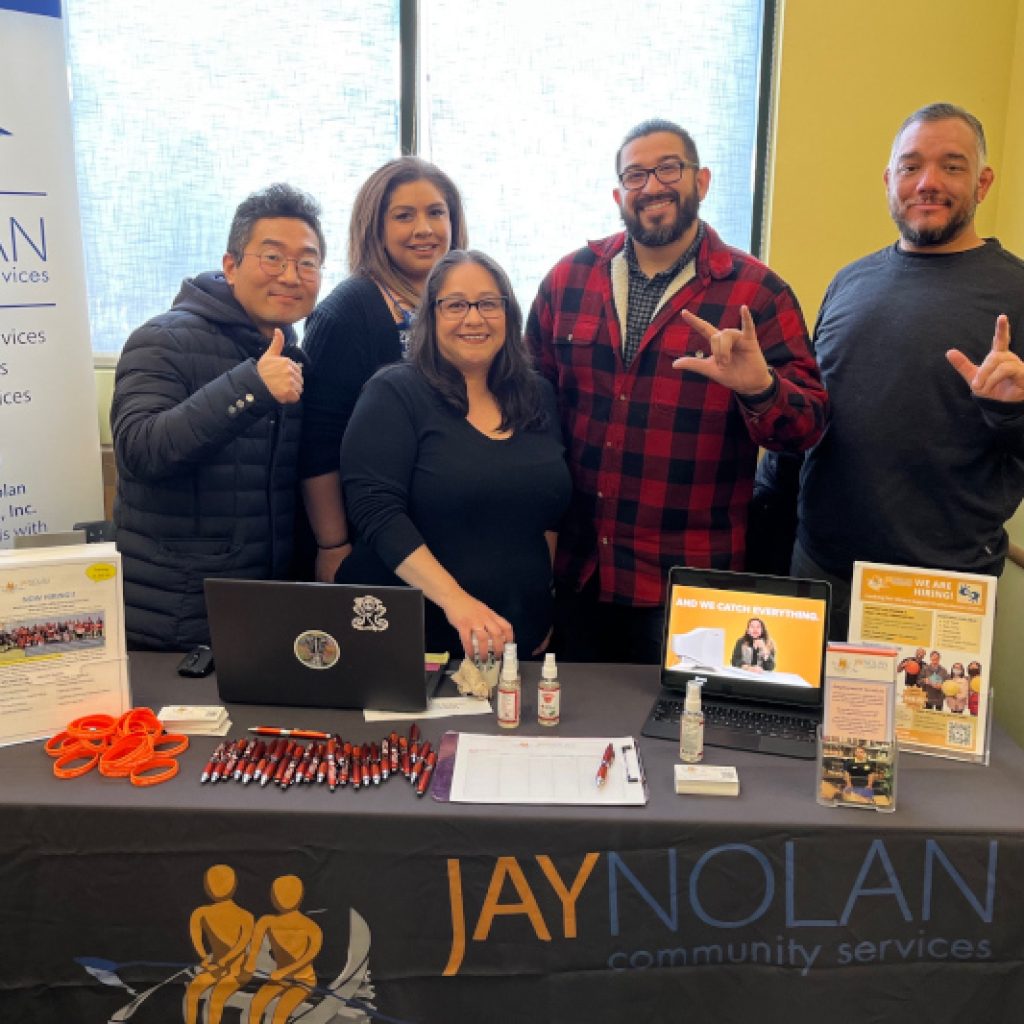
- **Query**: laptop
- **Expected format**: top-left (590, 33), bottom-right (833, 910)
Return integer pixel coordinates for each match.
top-left (641, 566), bottom-right (831, 758)
top-left (205, 579), bottom-right (429, 712)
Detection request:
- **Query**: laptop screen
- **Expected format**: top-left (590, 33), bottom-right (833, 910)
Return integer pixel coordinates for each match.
top-left (660, 566), bottom-right (831, 710)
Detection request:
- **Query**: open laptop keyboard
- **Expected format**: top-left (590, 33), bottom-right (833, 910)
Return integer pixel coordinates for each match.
top-left (643, 695), bottom-right (819, 759)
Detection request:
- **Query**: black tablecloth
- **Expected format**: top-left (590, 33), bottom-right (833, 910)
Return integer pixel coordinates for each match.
top-left (2, 654), bottom-right (1022, 1023)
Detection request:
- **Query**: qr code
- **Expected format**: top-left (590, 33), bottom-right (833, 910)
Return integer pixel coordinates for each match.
top-left (946, 720), bottom-right (973, 747)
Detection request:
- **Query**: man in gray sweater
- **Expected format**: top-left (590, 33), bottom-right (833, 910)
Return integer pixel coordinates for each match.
top-left (794, 103), bottom-right (1024, 639)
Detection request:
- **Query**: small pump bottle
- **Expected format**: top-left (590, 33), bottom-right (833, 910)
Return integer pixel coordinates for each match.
top-left (537, 652), bottom-right (561, 727)
top-left (679, 679), bottom-right (704, 762)
top-left (496, 642), bottom-right (521, 729)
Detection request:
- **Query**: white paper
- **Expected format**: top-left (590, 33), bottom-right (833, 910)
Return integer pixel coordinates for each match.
top-left (363, 696), bottom-right (493, 722)
top-left (449, 733), bottom-right (647, 806)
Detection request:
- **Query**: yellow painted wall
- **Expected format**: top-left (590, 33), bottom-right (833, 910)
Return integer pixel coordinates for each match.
top-left (993, 10), bottom-right (1024, 749)
top-left (1000, 1), bottom-right (1024, 250)
top-left (768, 0), bottom-right (1022, 324)
top-left (96, 366), bottom-right (115, 446)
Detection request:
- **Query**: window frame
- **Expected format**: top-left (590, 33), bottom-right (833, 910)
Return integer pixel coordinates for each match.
top-left (85, 0), bottom-right (777, 364)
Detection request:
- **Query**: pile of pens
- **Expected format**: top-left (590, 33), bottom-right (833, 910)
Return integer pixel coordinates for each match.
top-left (199, 724), bottom-right (437, 798)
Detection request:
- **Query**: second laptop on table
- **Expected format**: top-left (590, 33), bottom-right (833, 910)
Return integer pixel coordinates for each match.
top-left (205, 579), bottom-right (429, 712)
top-left (642, 565), bottom-right (831, 758)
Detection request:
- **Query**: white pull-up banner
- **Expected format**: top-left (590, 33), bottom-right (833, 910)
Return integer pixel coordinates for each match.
top-left (0, 0), bottom-right (103, 546)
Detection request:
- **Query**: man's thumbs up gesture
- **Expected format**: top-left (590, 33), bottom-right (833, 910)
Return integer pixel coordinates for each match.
top-left (257, 328), bottom-right (303, 404)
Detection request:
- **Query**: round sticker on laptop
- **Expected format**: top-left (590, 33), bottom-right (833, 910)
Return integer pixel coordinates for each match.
top-left (293, 630), bottom-right (340, 670)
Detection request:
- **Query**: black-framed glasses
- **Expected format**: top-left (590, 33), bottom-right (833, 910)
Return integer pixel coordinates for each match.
top-left (435, 296), bottom-right (508, 320)
top-left (243, 251), bottom-right (323, 282)
top-left (617, 158), bottom-right (699, 191)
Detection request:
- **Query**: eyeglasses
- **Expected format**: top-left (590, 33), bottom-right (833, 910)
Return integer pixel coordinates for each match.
top-left (617, 158), bottom-right (699, 191)
top-left (243, 251), bottom-right (323, 282)
top-left (435, 296), bottom-right (508, 320)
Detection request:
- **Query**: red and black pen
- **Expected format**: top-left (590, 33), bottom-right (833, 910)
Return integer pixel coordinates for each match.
top-left (389, 731), bottom-right (400, 775)
top-left (410, 741), bottom-right (432, 785)
top-left (200, 741), bottom-right (228, 784)
top-left (249, 726), bottom-right (332, 740)
top-left (339, 742), bottom-right (352, 788)
top-left (416, 750), bottom-right (437, 797)
top-left (242, 741), bottom-right (266, 785)
top-left (595, 743), bottom-right (615, 788)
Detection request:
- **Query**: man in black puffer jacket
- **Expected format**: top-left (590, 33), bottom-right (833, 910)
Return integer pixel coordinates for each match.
top-left (112, 183), bottom-right (325, 650)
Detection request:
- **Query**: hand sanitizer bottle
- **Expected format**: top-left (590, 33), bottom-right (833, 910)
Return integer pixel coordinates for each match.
top-left (497, 642), bottom-right (521, 729)
top-left (537, 652), bottom-right (560, 726)
top-left (679, 679), bottom-right (704, 762)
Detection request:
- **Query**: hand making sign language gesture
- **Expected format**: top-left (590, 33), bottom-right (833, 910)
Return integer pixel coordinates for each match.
top-left (947, 315), bottom-right (1024, 403)
top-left (671, 305), bottom-right (776, 404)
top-left (257, 328), bottom-right (304, 404)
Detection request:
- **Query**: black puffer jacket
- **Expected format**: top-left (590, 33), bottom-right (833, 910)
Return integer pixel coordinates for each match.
top-left (112, 272), bottom-right (304, 650)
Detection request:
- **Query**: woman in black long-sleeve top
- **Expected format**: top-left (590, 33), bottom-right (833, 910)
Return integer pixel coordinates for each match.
top-left (338, 251), bottom-right (571, 659)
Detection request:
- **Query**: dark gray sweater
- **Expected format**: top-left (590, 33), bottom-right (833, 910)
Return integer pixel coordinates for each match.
top-left (798, 239), bottom-right (1024, 579)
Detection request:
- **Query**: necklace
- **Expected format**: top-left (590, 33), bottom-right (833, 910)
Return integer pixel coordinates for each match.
top-left (379, 282), bottom-right (417, 356)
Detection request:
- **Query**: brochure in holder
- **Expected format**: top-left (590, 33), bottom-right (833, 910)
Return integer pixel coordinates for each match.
top-left (848, 561), bottom-right (995, 764)
top-left (817, 728), bottom-right (898, 812)
top-left (816, 642), bottom-right (898, 813)
top-left (0, 542), bottom-right (129, 747)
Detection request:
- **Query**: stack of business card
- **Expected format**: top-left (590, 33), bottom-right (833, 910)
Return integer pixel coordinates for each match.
top-left (157, 704), bottom-right (232, 736)
top-left (674, 764), bottom-right (740, 796)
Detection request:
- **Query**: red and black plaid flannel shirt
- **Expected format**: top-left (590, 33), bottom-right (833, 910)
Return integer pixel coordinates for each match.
top-left (525, 225), bottom-right (828, 607)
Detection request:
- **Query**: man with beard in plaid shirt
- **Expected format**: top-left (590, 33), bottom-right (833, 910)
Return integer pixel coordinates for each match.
top-left (526, 118), bottom-right (828, 663)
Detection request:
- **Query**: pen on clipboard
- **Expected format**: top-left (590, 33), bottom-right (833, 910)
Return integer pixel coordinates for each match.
top-left (595, 742), bottom-right (615, 788)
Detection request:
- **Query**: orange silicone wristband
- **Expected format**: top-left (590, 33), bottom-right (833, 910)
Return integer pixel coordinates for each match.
top-left (118, 708), bottom-right (163, 736)
top-left (67, 714), bottom-right (117, 742)
top-left (99, 733), bottom-right (154, 777)
top-left (130, 757), bottom-right (180, 787)
top-left (152, 733), bottom-right (189, 757)
top-left (44, 731), bottom-right (74, 757)
top-left (54, 748), bottom-right (100, 779)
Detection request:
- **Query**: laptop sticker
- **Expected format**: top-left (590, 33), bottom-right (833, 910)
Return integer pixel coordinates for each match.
top-left (352, 595), bottom-right (389, 633)
top-left (293, 630), bottom-right (341, 670)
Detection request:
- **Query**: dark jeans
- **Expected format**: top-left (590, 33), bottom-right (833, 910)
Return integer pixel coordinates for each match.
top-left (552, 575), bottom-right (666, 664)
top-left (790, 541), bottom-right (851, 642)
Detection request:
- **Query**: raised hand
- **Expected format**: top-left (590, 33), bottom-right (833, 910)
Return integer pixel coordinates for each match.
top-left (947, 315), bottom-right (1024, 403)
top-left (257, 328), bottom-right (303, 404)
top-left (672, 305), bottom-right (774, 399)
